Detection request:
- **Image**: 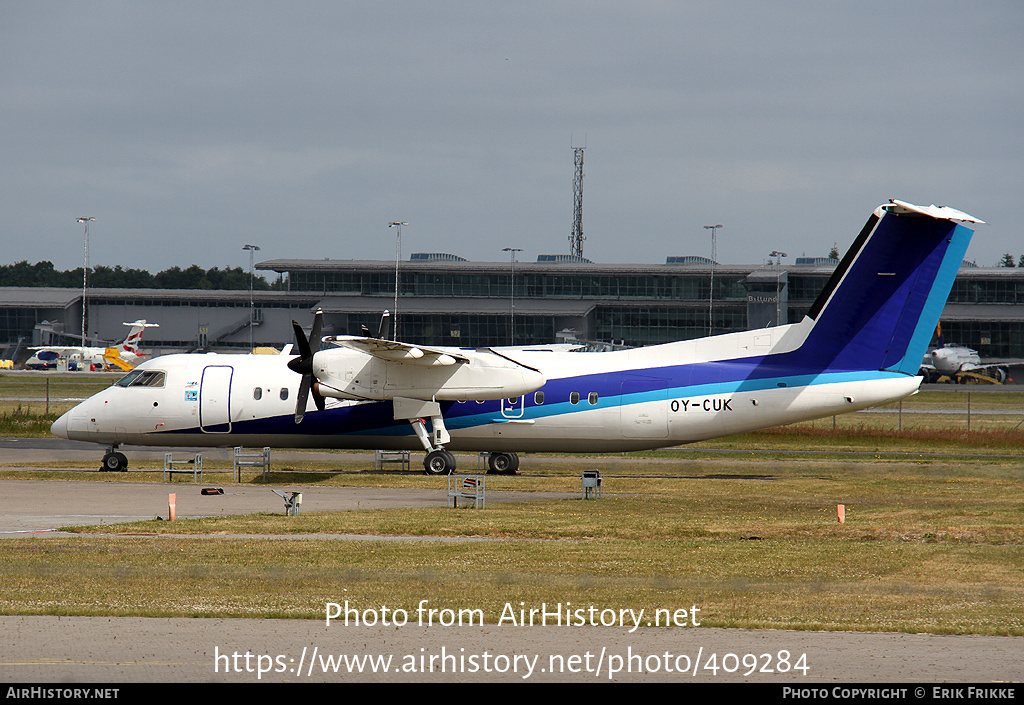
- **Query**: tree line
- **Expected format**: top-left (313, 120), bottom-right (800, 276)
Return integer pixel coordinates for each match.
top-left (0, 260), bottom-right (279, 290)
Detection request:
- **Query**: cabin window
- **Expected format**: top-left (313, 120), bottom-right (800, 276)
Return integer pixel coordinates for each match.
top-left (280, 388), bottom-right (289, 400)
top-left (534, 391), bottom-right (544, 405)
top-left (115, 369), bottom-right (166, 388)
top-left (570, 391), bottom-right (580, 405)
top-left (588, 392), bottom-right (599, 405)
top-left (253, 387), bottom-right (262, 400)
top-left (507, 396), bottom-right (519, 405)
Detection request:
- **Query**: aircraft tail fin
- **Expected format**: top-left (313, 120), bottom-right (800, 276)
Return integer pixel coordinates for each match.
top-left (798, 200), bottom-right (981, 376)
top-left (120, 320), bottom-right (158, 354)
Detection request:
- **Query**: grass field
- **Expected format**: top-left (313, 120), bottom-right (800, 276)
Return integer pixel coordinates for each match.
top-left (2, 455), bottom-right (1021, 635)
top-left (0, 371), bottom-right (116, 433)
top-left (2, 372), bottom-right (1022, 635)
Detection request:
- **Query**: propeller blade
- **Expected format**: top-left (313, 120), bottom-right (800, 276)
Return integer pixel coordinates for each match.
top-left (294, 375), bottom-right (310, 424)
top-left (378, 309), bottom-right (391, 340)
top-left (310, 309), bottom-right (323, 348)
top-left (309, 310), bottom-right (325, 412)
top-left (288, 311), bottom-right (322, 423)
top-left (287, 320), bottom-right (311, 375)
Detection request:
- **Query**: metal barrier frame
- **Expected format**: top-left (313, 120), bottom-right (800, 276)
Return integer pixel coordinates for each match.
top-left (447, 474), bottom-right (486, 509)
top-left (163, 453), bottom-right (204, 483)
top-left (374, 449), bottom-right (411, 471)
top-left (233, 446), bottom-right (271, 483)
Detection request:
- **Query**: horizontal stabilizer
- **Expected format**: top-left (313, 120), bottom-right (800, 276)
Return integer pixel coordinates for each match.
top-left (886, 200), bottom-right (984, 224)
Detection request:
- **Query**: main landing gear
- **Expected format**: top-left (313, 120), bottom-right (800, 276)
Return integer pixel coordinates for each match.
top-left (393, 398), bottom-right (521, 476)
top-left (424, 448), bottom-right (457, 475)
top-left (393, 397), bottom-right (457, 476)
top-left (486, 452), bottom-right (520, 475)
top-left (422, 450), bottom-right (521, 476)
top-left (101, 445), bottom-right (128, 472)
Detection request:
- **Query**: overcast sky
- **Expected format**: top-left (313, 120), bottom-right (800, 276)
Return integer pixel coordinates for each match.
top-left (2, 1), bottom-right (1021, 276)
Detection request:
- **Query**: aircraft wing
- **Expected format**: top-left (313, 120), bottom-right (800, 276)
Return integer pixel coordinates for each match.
top-left (307, 336), bottom-right (543, 403)
top-left (326, 336), bottom-right (469, 367)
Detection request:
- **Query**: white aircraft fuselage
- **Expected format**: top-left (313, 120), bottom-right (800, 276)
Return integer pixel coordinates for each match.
top-left (50, 332), bottom-right (921, 453)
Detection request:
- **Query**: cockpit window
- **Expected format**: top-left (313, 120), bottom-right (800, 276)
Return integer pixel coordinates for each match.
top-left (115, 369), bottom-right (166, 388)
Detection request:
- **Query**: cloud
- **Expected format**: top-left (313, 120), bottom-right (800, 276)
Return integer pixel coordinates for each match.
top-left (1, 2), bottom-right (1020, 271)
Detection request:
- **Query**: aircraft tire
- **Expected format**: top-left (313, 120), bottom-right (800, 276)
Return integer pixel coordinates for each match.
top-left (441, 450), bottom-right (456, 473)
top-left (487, 452), bottom-right (520, 475)
top-left (102, 452), bottom-right (128, 473)
top-left (423, 449), bottom-right (455, 475)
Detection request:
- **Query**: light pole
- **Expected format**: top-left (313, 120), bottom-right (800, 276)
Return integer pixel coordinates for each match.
top-left (389, 222), bottom-right (407, 339)
top-left (76, 217), bottom-right (95, 346)
top-left (502, 247), bottom-right (523, 345)
top-left (703, 224), bottom-right (722, 335)
top-left (769, 250), bottom-right (787, 326)
top-left (242, 244), bottom-right (260, 352)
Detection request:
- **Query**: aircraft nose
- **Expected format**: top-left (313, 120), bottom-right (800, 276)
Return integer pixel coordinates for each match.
top-left (50, 411), bottom-right (69, 439)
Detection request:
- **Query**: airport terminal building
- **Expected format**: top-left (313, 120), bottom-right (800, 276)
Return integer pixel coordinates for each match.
top-left (3, 254), bottom-right (1024, 363)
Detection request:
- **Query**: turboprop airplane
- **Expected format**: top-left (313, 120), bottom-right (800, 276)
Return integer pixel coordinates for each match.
top-left (25, 320), bottom-right (159, 371)
top-left (52, 200), bottom-right (982, 474)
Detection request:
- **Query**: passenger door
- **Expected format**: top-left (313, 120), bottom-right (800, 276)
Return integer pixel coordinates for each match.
top-left (199, 365), bottom-right (234, 433)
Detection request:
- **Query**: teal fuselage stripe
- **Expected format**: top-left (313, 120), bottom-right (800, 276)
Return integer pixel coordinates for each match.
top-left (359, 368), bottom-right (905, 438)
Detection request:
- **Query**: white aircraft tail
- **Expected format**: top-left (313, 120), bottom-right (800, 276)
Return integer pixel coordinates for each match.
top-left (119, 320), bottom-right (159, 355)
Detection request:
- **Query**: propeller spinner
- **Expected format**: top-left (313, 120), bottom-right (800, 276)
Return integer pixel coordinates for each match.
top-left (287, 310), bottom-right (326, 423)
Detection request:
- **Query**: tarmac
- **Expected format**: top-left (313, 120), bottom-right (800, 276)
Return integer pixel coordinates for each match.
top-left (2, 615), bottom-right (1020, 684)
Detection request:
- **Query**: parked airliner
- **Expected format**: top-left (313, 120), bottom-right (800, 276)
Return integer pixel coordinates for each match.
top-left (919, 324), bottom-right (1015, 384)
top-left (52, 200), bottom-right (981, 474)
top-left (26, 320), bottom-right (159, 371)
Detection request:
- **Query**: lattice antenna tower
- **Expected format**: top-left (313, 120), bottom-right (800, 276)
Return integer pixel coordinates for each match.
top-left (570, 145), bottom-right (585, 258)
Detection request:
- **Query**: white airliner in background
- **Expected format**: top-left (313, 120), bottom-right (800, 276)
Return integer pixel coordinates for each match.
top-left (26, 320), bottom-right (159, 371)
top-left (919, 324), bottom-right (1015, 384)
top-left (921, 344), bottom-right (1010, 384)
top-left (52, 200), bottom-right (981, 474)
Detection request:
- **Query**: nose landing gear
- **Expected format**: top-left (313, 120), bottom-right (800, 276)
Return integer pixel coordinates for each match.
top-left (101, 446), bottom-right (128, 472)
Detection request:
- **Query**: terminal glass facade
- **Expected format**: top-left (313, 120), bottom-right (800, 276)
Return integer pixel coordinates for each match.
top-left (267, 261), bottom-right (1024, 358)
top-left (288, 269), bottom-right (752, 302)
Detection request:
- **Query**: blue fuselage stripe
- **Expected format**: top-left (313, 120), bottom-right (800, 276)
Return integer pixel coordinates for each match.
top-left (163, 355), bottom-right (901, 439)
